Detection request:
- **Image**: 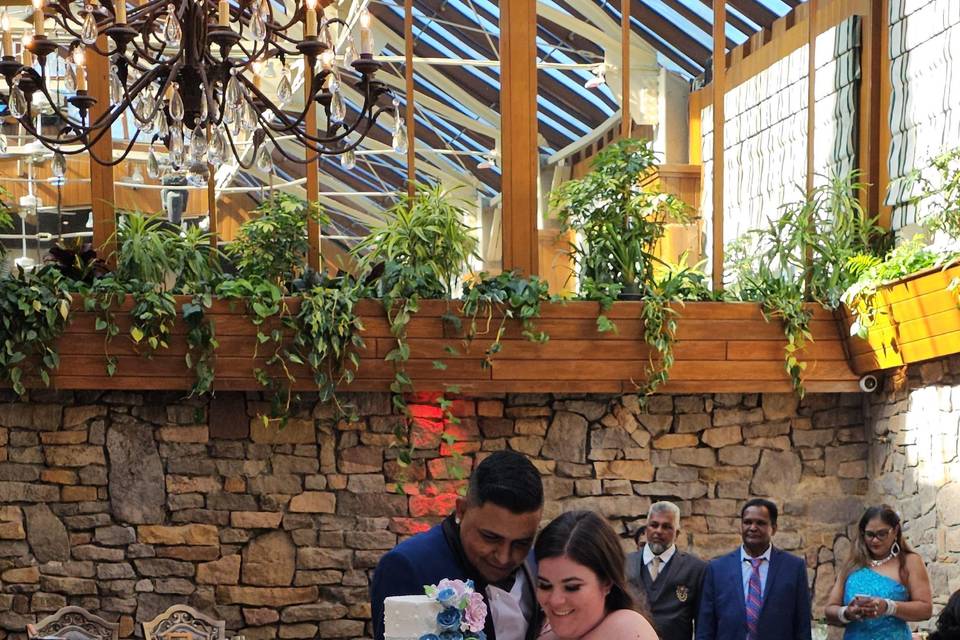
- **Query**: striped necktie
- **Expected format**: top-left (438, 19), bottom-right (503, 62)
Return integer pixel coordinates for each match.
top-left (745, 557), bottom-right (764, 640)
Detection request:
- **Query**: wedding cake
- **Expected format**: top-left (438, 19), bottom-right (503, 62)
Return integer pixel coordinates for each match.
top-left (383, 579), bottom-right (488, 640)
top-left (383, 595), bottom-right (443, 640)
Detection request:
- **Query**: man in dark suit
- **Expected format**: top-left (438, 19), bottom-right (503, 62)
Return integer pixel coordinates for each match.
top-left (696, 498), bottom-right (812, 640)
top-left (370, 451), bottom-right (543, 640)
top-left (627, 501), bottom-right (707, 640)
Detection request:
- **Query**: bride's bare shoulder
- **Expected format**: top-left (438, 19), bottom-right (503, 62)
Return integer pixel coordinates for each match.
top-left (584, 609), bottom-right (657, 640)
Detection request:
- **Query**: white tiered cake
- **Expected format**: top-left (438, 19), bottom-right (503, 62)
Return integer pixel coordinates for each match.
top-left (383, 595), bottom-right (443, 640)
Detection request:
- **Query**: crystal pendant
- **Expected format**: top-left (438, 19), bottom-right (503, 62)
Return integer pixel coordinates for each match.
top-left (64, 64), bottom-right (77, 93)
top-left (276, 68), bottom-right (292, 108)
top-left (392, 116), bottom-right (407, 154)
top-left (147, 144), bottom-right (160, 178)
top-left (170, 125), bottom-right (184, 167)
top-left (0, 133), bottom-right (7, 154)
top-left (156, 109), bottom-right (169, 138)
top-left (198, 87), bottom-right (208, 123)
top-left (255, 143), bottom-right (272, 172)
top-left (163, 4), bottom-right (181, 47)
top-left (225, 74), bottom-right (241, 108)
top-left (208, 125), bottom-right (226, 164)
top-left (343, 39), bottom-right (359, 67)
top-left (340, 148), bottom-right (356, 170)
top-left (133, 97), bottom-right (150, 126)
top-left (109, 65), bottom-right (124, 103)
top-left (52, 152), bottom-right (67, 178)
top-left (327, 71), bottom-right (340, 94)
top-left (319, 21), bottom-right (333, 47)
top-left (241, 101), bottom-right (257, 131)
top-left (222, 103), bottom-right (235, 125)
top-left (330, 89), bottom-right (345, 123)
top-left (250, 4), bottom-right (267, 42)
top-left (81, 7), bottom-right (98, 44)
top-left (169, 85), bottom-right (184, 122)
top-left (8, 82), bottom-right (28, 119)
top-left (190, 123), bottom-right (207, 161)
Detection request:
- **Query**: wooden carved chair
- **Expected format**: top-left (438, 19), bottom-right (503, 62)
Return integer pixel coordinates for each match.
top-left (30, 606), bottom-right (119, 640)
top-left (142, 605), bottom-right (226, 640)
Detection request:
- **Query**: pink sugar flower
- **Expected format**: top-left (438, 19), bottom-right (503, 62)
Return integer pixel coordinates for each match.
top-left (462, 591), bottom-right (487, 633)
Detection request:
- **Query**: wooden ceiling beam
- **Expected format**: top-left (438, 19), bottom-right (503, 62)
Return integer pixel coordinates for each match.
top-left (692, 0), bottom-right (755, 36)
top-left (624, 1), bottom-right (712, 64)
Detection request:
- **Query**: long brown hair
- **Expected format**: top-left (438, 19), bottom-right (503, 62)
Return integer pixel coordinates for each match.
top-left (534, 510), bottom-right (652, 621)
top-left (841, 504), bottom-right (914, 586)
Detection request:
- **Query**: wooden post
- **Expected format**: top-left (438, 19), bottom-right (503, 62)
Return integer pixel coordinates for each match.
top-left (876, 0), bottom-right (892, 229)
top-left (621, 0), bottom-right (630, 138)
top-left (88, 36), bottom-right (116, 265)
top-left (500, 0), bottom-right (539, 276)
top-left (711, 0), bottom-right (725, 291)
top-left (858, 0), bottom-right (882, 216)
top-left (404, 0), bottom-right (415, 198)
top-left (305, 66), bottom-right (321, 272)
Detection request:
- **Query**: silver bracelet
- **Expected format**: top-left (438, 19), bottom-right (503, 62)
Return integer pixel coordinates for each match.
top-left (838, 606), bottom-right (851, 625)
top-left (885, 599), bottom-right (898, 617)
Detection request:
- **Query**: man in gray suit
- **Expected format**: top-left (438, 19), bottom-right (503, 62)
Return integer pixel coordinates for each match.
top-left (627, 501), bottom-right (707, 640)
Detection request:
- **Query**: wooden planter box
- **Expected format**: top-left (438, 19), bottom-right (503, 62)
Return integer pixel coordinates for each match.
top-left (839, 263), bottom-right (960, 375)
top-left (36, 298), bottom-right (858, 394)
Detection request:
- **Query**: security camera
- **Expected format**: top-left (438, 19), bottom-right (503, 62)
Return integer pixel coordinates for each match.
top-left (859, 374), bottom-right (879, 393)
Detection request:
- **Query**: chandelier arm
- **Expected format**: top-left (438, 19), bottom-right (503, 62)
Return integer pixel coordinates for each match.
top-left (118, 65), bottom-right (172, 129)
top-left (257, 121), bottom-right (325, 164)
top-left (83, 129), bottom-right (143, 166)
top-left (222, 127), bottom-right (259, 171)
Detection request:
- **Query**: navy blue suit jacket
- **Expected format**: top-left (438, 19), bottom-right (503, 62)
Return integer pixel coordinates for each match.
top-left (695, 547), bottom-right (812, 640)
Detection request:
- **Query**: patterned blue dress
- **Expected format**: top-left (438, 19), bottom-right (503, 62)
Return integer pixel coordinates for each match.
top-left (843, 567), bottom-right (911, 640)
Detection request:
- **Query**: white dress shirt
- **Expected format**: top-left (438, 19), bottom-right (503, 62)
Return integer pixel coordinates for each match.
top-left (740, 544), bottom-right (772, 600)
top-left (487, 569), bottom-right (530, 640)
top-left (642, 543), bottom-right (677, 578)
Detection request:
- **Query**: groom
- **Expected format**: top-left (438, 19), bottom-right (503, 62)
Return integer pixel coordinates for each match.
top-left (370, 450), bottom-right (544, 640)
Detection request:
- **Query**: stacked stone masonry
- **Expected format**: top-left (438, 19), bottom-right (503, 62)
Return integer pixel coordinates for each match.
top-left (0, 384), bottom-right (945, 639)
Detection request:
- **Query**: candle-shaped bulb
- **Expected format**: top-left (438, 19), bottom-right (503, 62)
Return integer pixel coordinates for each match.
top-left (218, 0), bottom-right (229, 26)
top-left (2, 12), bottom-right (13, 58)
top-left (21, 33), bottom-right (33, 65)
top-left (115, 0), bottom-right (126, 24)
top-left (359, 9), bottom-right (373, 56)
top-left (74, 45), bottom-right (87, 91)
top-left (32, 0), bottom-right (45, 37)
top-left (320, 48), bottom-right (334, 70)
top-left (304, 0), bottom-right (317, 37)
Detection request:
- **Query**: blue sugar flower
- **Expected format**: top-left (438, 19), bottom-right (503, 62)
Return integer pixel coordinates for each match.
top-left (436, 607), bottom-right (462, 631)
top-left (439, 632), bottom-right (463, 640)
top-left (436, 587), bottom-right (458, 607)
top-left (419, 635), bottom-right (441, 640)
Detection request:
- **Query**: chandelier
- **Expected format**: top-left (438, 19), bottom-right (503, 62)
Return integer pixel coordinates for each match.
top-left (0, 0), bottom-right (399, 182)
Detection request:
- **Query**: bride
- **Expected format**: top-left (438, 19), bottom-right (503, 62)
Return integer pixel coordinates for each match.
top-left (535, 510), bottom-right (659, 640)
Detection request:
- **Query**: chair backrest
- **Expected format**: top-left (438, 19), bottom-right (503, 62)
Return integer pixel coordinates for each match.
top-left (33, 606), bottom-right (119, 640)
top-left (142, 605), bottom-right (226, 640)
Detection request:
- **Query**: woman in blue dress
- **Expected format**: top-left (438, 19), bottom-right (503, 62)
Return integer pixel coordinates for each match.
top-left (825, 505), bottom-right (932, 639)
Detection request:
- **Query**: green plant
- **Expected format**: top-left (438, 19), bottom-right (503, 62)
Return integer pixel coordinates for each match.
top-left (0, 266), bottom-right (73, 395)
top-left (550, 139), bottom-right (688, 296)
top-left (355, 184), bottom-right (479, 299)
top-left (725, 171), bottom-right (883, 394)
top-left (287, 270), bottom-right (367, 405)
top-left (226, 193), bottom-right (326, 288)
top-left (452, 270), bottom-right (550, 368)
top-left (903, 147), bottom-right (960, 241)
top-left (182, 292), bottom-right (218, 396)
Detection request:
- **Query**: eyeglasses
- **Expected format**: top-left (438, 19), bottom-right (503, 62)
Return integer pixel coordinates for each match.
top-left (863, 528), bottom-right (892, 541)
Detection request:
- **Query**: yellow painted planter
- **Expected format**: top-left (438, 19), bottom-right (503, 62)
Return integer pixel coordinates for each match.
top-left (840, 263), bottom-right (960, 374)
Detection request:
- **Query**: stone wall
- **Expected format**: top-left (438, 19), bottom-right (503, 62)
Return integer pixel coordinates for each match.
top-left (865, 356), bottom-right (960, 626)
top-left (0, 389), bottom-right (871, 640)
